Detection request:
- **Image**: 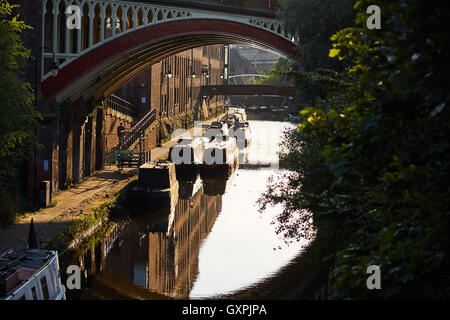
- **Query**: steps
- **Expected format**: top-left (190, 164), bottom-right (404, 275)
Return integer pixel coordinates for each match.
top-left (117, 108), bottom-right (157, 150)
top-left (105, 94), bottom-right (138, 129)
top-left (105, 108), bottom-right (133, 124)
top-left (105, 94), bottom-right (139, 118)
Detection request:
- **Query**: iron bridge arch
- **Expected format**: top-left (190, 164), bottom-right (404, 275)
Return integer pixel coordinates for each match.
top-left (40, 0), bottom-right (299, 103)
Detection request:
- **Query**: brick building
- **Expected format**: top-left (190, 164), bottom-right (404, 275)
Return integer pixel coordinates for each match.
top-left (106, 45), bottom-right (226, 153)
top-left (230, 44), bottom-right (280, 74)
top-left (11, 0), bottom-right (280, 205)
top-left (15, 0), bottom-right (226, 203)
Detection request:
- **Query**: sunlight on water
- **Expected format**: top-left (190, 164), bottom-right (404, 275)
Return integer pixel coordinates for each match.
top-left (189, 169), bottom-right (306, 298)
top-left (246, 121), bottom-right (295, 166)
top-left (190, 121), bottom-right (307, 298)
top-left (62, 121), bottom-right (310, 300)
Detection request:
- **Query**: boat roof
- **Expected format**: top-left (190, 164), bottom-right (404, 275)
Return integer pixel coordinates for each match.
top-left (140, 160), bottom-right (174, 169)
top-left (205, 138), bottom-right (236, 149)
top-left (209, 122), bottom-right (224, 128)
top-left (174, 137), bottom-right (205, 147)
top-left (0, 249), bottom-right (55, 270)
top-left (0, 249), bottom-right (56, 297)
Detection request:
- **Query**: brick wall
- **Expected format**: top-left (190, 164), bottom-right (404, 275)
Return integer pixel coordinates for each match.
top-left (104, 112), bottom-right (134, 151)
top-left (18, 0), bottom-right (227, 201)
top-left (111, 45), bottom-right (225, 152)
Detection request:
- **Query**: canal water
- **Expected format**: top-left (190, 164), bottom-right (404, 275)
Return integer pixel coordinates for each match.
top-left (61, 120), bottom-right (307, 299)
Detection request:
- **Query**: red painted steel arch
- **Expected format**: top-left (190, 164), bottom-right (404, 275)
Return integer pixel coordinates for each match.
top-left (41, 19), bottom-right (299, 102)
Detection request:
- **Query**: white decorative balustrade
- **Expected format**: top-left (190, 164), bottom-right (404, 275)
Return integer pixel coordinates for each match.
top-left (41, 0), bottom-right (294, 80)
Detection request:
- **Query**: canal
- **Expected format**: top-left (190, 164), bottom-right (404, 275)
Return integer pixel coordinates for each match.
top-left (61, 120), bottom-right (308, 299)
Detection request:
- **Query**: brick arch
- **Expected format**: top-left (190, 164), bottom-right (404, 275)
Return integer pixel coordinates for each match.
top-left (41, 19), bottom-right (299, 102)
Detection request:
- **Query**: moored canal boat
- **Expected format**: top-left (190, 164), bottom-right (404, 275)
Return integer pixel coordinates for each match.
top-left (200, 137), bottom-right (239, 179)
top-left (204, 121), bottom-right (229, 141)
top-left (169, 137), bottom-right (206, 181)
top-left (227, 106), bottom-right (247, 122)
top-left (0, 249), bottom-right (66, 300)
top-left (230, 120), bottom-right (252, 149)
top-left (179, 175), bottom-right (203, 199)
top-left (203, 176), bottom-right (233, 196)
top-left (132, 161), bottom-right (179, 212)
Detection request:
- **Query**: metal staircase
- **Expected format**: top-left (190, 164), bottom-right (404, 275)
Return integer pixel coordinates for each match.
top-left (105, 94), bottom-right (157, 168)
top-left (106, 94), bottom-right (139, 119)
top-left (117, 107), bottom-right (157, 151)
top-left (114, 108), bottom-right (157, 169)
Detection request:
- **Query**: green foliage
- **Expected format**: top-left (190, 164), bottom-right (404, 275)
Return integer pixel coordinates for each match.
top-left (256, 57), bottom-right (293, 85)
top-left (275, 0), bottom-right (355, 110)
top-left (259, 73), bottom-right (361, 250)
top-left (323, 0), bottom-right (450, 298)
top-left (56, 202), bottom-right (114, 244)
top-left (48, 199), bottom-right (58, 208)
top-left (0, 0), bottom-right (41, 225)
top-left (277, 0), bottom-right (355, 72)
top-left (262, 0), bottom-right (450, 298)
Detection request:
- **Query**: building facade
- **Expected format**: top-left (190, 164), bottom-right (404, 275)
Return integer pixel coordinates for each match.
top-left (230, 44), bottom-right (280, 74)
top-left (107, 45), bottom-right (226, 153)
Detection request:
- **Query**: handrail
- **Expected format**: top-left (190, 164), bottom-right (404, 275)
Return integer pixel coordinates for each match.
top-left (106, 94), bottom-right (139, 118)
top-left (127, 0), bottom-right (278, 16)
top-left (117, 108), bottom-right (157, 150)
top-left (117, 150), bottom-right (152, 168)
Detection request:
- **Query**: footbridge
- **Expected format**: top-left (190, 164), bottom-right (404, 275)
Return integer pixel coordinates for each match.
top-left (201, 84), bottom-right (295, 96)
top-left (228, 74), bottom-right (267, 85)
top-left (39, 0), bottom-right (299, 103)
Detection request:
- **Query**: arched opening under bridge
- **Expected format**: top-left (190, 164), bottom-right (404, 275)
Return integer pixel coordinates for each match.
top-left (41, 18), bottom-right (299, 103)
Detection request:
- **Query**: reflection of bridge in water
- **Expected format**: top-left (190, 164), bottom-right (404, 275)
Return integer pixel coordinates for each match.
top-left (70, 175), bottom-right (226, 299)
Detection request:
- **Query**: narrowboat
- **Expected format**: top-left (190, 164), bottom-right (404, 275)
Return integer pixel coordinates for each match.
top-left (229, 120), bottom-right (252, 149)
top-left (178, 175), bottom-right (203, 199)
top-left (200, 136), bottom-right (239, 179)
top-left (169, 137), bottom-right (206, 181)
top-left (227, 106), bottom-right (247, 122)
top-left (1, 249), bottom-right (66, 300)
top-left (132, 161), bottom-right (179, 212)
top-left (204, 121), bottom-right (229, 141)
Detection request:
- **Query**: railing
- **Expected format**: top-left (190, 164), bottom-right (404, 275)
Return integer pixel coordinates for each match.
top-left (41, 0), bottom-right (293, 79)
top-left (117, 108), bottom-right (157, 150)
top-left (229, 74), bottom-right (267, 85)
top-left (131, 0), bottom-right (281, 11)
top-left (117, 150), bottom-right (152, 169)
top-left (106, 94), bottom-right (139, 118)
top-left (103, 224), bottom-right (125, 257)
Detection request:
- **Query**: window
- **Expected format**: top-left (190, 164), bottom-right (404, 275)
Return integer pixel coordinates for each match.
top-left (175, 56), bottom-right (178, 76)
top-left (31, 286), bottom-right (38, 300)
top-left (40, 277), bottom-right (50, 300)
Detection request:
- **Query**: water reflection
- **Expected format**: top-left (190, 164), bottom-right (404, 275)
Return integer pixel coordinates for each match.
top-left (69, 176), bottom-right (224, 299)
top-left (64, 121), bottom-right (305, 300)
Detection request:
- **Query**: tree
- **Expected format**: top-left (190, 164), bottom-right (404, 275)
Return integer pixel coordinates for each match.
top-left (259, 0), bottom-right (357, 232)
top-left (0, 0), bottom-right (41, 226)
top-left (274, 0), bottom-right (355, 109)
top-left (311, 0), bottom-right (450, 298)
top-left (277, 0), bottom-right (355, 72)
top-left (258, 0), bottom-right (362, 293)
top-left (256, 57), bottom-right (293, 85)
top-left (262, 0), bottom-right (450, 298)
